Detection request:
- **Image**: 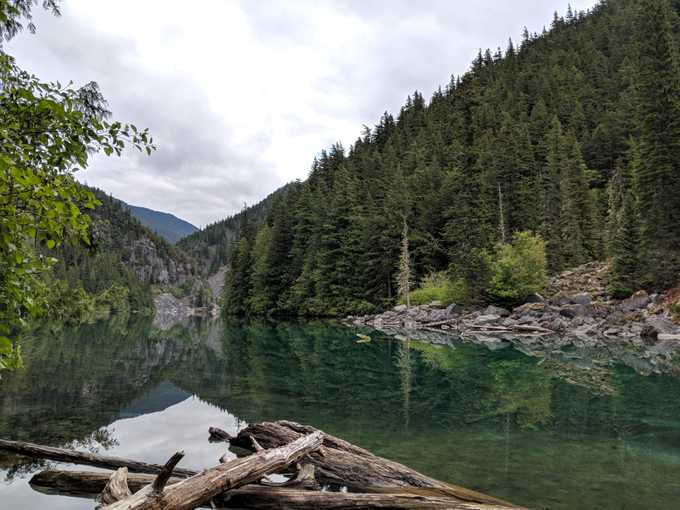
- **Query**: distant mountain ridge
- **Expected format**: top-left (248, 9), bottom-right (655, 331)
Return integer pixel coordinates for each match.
top-left (178, 183), bottom-right (293, 275)
top-left (124, 203), bottom-right (198, 244)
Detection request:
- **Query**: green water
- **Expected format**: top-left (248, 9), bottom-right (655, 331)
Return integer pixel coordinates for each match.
top-left (2, 319), bottom-right (680, 509)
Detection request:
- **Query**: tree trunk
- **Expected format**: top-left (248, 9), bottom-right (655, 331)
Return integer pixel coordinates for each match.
top-left (228, 421), bottom-right (517, 508)
top-left (101, 431), bottom-right (323, 510)
top-left (0, 439), bottom-right (196, 477)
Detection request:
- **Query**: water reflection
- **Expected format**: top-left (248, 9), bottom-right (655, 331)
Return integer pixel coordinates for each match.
top-left (1, 318), bottom-right (680, 509)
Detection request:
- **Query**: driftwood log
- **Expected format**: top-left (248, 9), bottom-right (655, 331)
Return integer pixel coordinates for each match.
top-left (31, 469), bottom-right (513, 510)
top-left (101, 431), bottom-right (324, 510)
top-left (228, 421), bottom-right (516, 508)
top-left (14, 420), bottom-right (522, 509)
top-left (96, 468), bottom-right (133, 507)
top-left (0, 438), bottom-right (196, 477)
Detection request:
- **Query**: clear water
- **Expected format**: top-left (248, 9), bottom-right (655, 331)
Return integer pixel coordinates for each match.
top-left (2, 318), bottom-right (680, 509)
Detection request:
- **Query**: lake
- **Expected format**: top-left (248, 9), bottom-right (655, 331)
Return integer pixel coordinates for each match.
top-left (2, 318), bottom-right (680, 509)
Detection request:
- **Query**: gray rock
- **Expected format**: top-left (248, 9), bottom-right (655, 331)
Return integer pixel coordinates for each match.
top-left (525, 293), bottom-right (545, 304)
top-left (570, 293), bottom-right (592, 306)
top-left (484, 305), bottom-right (510, 317)
top-left (619, 290), bottom-right (651, 312)
top-left (645, 315), bottom-right (677, 335)
top-left (445, 303), bottom-right (460, 315)
top-left (559, 304), bottom-right (595, 318)
top-left (474, 314), bottom-right (500, 324)
top-left (658, 334), bottom-right (680, 341)
top-left (393, 304), bottom-right (407, 312)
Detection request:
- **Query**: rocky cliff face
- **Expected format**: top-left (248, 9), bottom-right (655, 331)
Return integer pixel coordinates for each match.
top-left (129, 238), bottom-right (193, 285)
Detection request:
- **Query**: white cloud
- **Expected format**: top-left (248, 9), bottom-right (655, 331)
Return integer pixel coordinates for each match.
top-left (6, 0), bottom-right (599, 226)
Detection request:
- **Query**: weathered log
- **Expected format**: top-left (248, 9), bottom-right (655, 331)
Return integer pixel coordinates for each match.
top-left (209, 427), bottom-right (234, 443)
top-left (0, 439), bottom-right (196, 478)
top-left (30, 469), bottom-right (181, 497)
top-left (96, 468), bottom-right (132, 507)
top-left (101, 431), bottom-right (324, 510)
top-left (152, 451), bottom-right (185, 493)
top-left (30, 469), bottom-right (510, 510)
top-left (422, 318), bottom-right (460, 328)
top-left (223, 486), bottom-right (515, 509)
top-left (228, 421), bottom-right (518, 508)
top-left (260, 463), bottom-right (319, 490)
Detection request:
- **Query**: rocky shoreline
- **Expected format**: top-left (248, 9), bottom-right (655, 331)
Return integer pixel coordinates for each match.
top-left (344, 263), bottom-right (680, 374)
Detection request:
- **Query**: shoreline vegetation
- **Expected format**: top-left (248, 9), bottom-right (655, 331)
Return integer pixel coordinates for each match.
top-left (345, 262), bottom-right (680, 351)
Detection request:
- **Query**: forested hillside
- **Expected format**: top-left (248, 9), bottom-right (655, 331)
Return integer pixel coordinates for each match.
top-left (125, 203), bottom-right (198, 244)
top-left (47, 188), bottom-right (195, 323)
top-left (178, 185), bottom-right (291, 274)
top-left (221, 0), bottom-right (680, 317)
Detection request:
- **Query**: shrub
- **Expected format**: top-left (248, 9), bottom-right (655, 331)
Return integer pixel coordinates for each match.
top-left (404, 272), bottom-right (465, 306)
top-left (487, 231), bottom-right (548, 306)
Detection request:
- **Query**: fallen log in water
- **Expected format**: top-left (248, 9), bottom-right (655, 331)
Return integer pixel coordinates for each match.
top-left (0, 438), bottom-right (196, 477)
top-left (101, 431), bottom-right (324, 510)
top-left (31, 469), bottom-right (512, 510)
top-left (16, 420), bottom-right (521, 509)
top-left (228, 421), bottom-right (517, 507)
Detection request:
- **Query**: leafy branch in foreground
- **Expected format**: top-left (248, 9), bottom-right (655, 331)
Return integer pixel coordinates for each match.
top-left (0, 50), bottom-right (155, 369)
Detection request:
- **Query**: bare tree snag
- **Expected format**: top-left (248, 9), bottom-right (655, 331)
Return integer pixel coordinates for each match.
top-left (101, 431), bottom-right (324, 510)
top-left (95, 468), bottom-right (132, 507)
top-left (0, 439), bottom-right (196, 477)
top-left (228, 421), bottom-right (517, 508)
top-left (152, 451), bottom-right (185, 493)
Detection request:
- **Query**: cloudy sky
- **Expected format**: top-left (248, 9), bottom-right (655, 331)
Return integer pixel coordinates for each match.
top-left (7, 0), bottom-right (598, 227)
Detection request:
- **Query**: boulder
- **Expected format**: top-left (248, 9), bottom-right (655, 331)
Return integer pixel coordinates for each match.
top-left (559, 304), bottom-right (595, 318)
top-left (474, 314), bottom-right (500, 325)
top-left (393, 304), bottom-right (407, 312)
top-left (525, 293), bottom-right (545, 304)
top-left (484, 305), bottom-right (510, 317)
top-left (645, 315), bottom-right (677, 335)
top-left (619, 290), bottom-right (651, 312)
top-left (445, 303), bottom-right (460, 316)
top-left (570, 293), bottom-right (593, 306)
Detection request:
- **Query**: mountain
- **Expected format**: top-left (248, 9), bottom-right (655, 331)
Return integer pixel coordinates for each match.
top-left (177, 184), bottom-right (293, 275)
top-left (215, 0), bottom-right (680, 318)
top-left (124, 204), bottom-right (198, 244)
top-left (48, 188), bottom-right (196, 322)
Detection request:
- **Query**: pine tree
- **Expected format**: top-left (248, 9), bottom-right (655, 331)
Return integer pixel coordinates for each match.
top-left (634, 0), bottom-right (680, 288)
top-left (539, 118), bottom-right (564, 271)
top-left (608, 191), bottom-right (642, 299)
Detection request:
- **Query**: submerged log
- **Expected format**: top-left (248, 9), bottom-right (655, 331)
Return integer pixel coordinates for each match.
top-left (101, 431), bottom-right (324, 510)
top-left (31, 469), bottom-right (182, 497)
top-left (31, 469), bottom-right (510, 510)
top-left (223, 486), bottom-right (514, 509)
top-left (228, 421), bottom-right (517, 508)
top-left (0, 439), bottom-right (196, 478)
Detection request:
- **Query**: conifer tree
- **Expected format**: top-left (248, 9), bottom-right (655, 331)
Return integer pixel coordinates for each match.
top-left (634, 0), bottom-right (680, 287)
top-left (608, 191), bottom-right (642, 299)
